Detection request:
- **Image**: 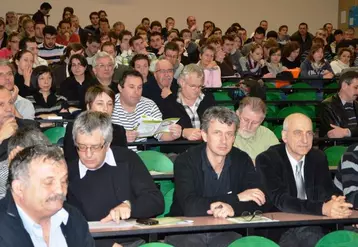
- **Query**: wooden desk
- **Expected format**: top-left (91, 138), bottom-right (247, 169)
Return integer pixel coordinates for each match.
top-left (90, 211), bottom-right (358, 238)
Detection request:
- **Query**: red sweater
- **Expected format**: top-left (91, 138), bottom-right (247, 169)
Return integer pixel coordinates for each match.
top-left (56, 33), bottom-right (80, 46)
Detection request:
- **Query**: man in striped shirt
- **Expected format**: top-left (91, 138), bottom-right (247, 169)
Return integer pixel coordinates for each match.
top-left (320, 71), bottom-right (358, 138)
top-left (38, 25), bottom-right (65, 64)
top-left (112, 70), bottom-right (182, 149)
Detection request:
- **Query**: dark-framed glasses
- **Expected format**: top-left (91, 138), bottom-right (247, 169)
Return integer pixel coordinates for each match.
top-left (75, 142), bottom-right (107, 152)
top-left (241, 210), bottom-right (263, 222)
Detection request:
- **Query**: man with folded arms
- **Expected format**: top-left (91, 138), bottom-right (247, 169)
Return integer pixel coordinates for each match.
top-left (67, 111), bottom-right (164, 247)
top-left (256, 113), bottom-right (353, 247)
top-left (0, 145), bottom-right (95, 246)
top-left (167, 106), bottom-right (266, 247)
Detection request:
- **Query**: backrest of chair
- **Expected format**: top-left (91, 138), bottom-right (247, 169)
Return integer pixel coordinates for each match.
top-left (138, 150), bottom-right (173, 172)
top-left (277, 106), bottom-right (315, 118)
top-left (315, 230), bottom-right (358, 247)
top-left (286, 92), bottom-right (317, 101)
top-left (157, 187), bottom-right (175, 218)
top-left (228, 236), bottom-right (279, 247)
top-left (43, 127), bottom-right (66, 144)
top-left (324, 146), bottom-right (348, 167)
top-left (140, 243), bottom-right (174, 247)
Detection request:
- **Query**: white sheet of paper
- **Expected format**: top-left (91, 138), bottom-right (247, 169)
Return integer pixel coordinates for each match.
top-left (341, 11), bottom-right (347, 24)
top-left (88, 220), bottom-right (134, 229)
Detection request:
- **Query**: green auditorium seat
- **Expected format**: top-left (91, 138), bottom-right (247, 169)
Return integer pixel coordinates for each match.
top-left (324, 146), bottom-right (348, 167)
top-left (315, 230), bottom-right (358, 247)
top-left (273, 125), bottom-right (283, 139)
top-left (229, 236), bottom-right (279, 247)
top-left (277, 106), bottom-right (315, 119)
top-left (43, 127), bottom-right (66, 144)
top-left (140, 243), bottom-right (174, 247)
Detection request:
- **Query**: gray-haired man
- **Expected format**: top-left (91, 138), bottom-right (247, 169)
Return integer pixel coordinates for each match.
top-left (67, 111), bottom-right (164, 247)
top-left (167, 106), bottom-right (266, 247)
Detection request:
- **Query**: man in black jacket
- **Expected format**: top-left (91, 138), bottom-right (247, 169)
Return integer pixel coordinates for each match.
top-left (320, 71), bottom-right (358, 138)
top-left (0, 145), bottom-right (95, 247)
top-left (67, 111), bottom-right (164, 247)
top-left (167, 106), bottom-right (266, 247)
top-left (256, 113), bottom-right (353, 247)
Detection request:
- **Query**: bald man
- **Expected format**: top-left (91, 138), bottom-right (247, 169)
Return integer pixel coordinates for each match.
top-left (256, 113), bottom-right (353, 247)
top-left (142, 59), bottom-right (178, 108)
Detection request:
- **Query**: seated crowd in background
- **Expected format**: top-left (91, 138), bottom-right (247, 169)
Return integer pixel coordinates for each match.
top-left (1, 3), bottom-right (358, 247)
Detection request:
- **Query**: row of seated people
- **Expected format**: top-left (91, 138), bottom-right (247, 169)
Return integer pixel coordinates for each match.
top-left (0, 99), bottom-right (356, 247)
top-left (1, 50), bottom-right (358, 156)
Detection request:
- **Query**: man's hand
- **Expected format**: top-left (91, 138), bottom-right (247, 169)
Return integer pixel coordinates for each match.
top-left (64, 32), bottom-right (71, 41)
top-left (238, 188), bottom-right (266, 206)
top-left (126, 130), bottom-right (138, 142)
top-left (322, 196), bottom-right (353, 218)
top-left (182, 128), bottom-right (202, 141)
top-left (158, 45), bottom-right (165, 56)
top-left (101, 202), bottom-right (131, 223)
top-left (169, 124), bottom-right (182, 139)
top-left (207, 202), bottom-right (234, 218)
top-left (327, 124), bottom-right (350, 138)
top-left (215, 49), bottom-right (226, 63)
top-left (161, 87), bottom-right (172, 99)
top-left (0, 117), bottom-right (18, 143)
top-left (190, 24), bottom-right (197, 32)
top-left (323, 72), bottom-right (334, 79)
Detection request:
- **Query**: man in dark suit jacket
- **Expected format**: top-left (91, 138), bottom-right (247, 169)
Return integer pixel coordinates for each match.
top-left (256, 113), bottom-right (353, 247)
top-left (167, 106), bottom-right (266, 247)
top-left (0, 145), bottom-right (95, 247)
top-left (67, 111), bottom-right (163, 247)
top-left (320, 71), bottom-right (358, 138)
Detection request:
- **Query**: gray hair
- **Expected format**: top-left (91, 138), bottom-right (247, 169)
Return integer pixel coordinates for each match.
top-left (8, 145), bottom-right (64, 189)
top-left (237, 97), bottom-right (267, 116)
top-left (72, 111), bottom-right (113, 144)
top-left (178, 64), bottom-right (205, 84)
top-left (8, 126), bottom-right (51, 152)
top-left (201, 106), bottom-right (239, 132)
top-left (92, 51), bottom-right (115, 68)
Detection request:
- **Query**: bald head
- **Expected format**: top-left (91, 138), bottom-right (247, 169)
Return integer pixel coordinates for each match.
top-left (283, 113), bottom-right (312, 131)
top-left (282, 113), bottom-right (314, 161)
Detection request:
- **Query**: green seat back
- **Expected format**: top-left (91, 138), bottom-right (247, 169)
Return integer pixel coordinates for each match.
top-left (324, 82), bottom-right (339, 89)
top-left (157, 188), bottom-right (175, 218)
top-left (266, 92), bottom-right (281, 101)
top-left (213, 92), bottom-right (232, 101)
top-left (140, 243), bottom-right (174, 247)
top-left (277, 106), bottom-right (315, 118)
top-left (292, 82), bottom-right (312, 89)
top-left (229, 236), bottom-right (279, 247)
top-left (222, 81), bottom-right (237, 87)
top-left (138, 150), bottom-right (173, 172)
top-left (273, 125), bottom-right (283, 139)
top-left (324, 146), bottom-right (348, 167)
top-left (286, 92), bottom-right (317, 101)
top-left (315, 230), bottom-right (358, 247)
top-left (43, 127), bottom-right (66, 144)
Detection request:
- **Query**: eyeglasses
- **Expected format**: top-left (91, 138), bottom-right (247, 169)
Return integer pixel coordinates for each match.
top-left (187, 83), bottom-right (204, 90)
top-left (241, 210), bottom-right (263, 222)
top-left (0, 71), bottom-right (14, 79)
top-left (75, 142), bottom-right (107, 152)
top-left (96, 63), bottom-right (114, 70)
top-left (155, 69), bottom-right (174, 74)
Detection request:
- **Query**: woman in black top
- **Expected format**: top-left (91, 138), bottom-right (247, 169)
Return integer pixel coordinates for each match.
top-left (60, 54), bottom-right (94, 109)
top-left (281, 41), bottom-right (301, 69)
top-left (29, 65), bottom-right (71, 120)
top-left (63, 85), bottom-right (127, 162)
top-left (13, 49), bottom-right (34, 97)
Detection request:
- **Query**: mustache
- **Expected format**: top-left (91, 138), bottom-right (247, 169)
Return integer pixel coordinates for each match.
top-left (46, 194), bottom-right (66, 202)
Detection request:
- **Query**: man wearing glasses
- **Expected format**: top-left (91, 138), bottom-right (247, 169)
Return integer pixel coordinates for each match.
top-left (67, 111), bottom-right (164, 247)
top-left (256, 113), bottom-right (353, 247)
top-left (92, 51), bottom-right (118, 93)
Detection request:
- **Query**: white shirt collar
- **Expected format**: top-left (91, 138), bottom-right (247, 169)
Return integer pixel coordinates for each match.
top-left (78, 148), bottom-right (116, 179)
top-left (285, 146), bottom-right (305, 172)
top-left (16, 204), bottom-right (69, 237)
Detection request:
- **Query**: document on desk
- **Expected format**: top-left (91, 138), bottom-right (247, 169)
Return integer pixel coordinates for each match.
top-left (137, 115), bottom-right (180, 138)
top-left (88, 220), bottom-right (134, 229)
top-left (227, 216), bottom-right (279, 224)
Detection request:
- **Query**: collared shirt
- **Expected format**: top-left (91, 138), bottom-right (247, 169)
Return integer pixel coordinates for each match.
top-left (285, 146), bottom-right (307, 199)
top-left (202, 146), bottom-right (231, 197)
top-left (177, 92), bottom-right (204, 129)
top-left (16, 205), bottom-right (69, 247)
top-left (79, 148), bottom-right (116, 179)
top-left (234, 126), bottom-right (279, 160)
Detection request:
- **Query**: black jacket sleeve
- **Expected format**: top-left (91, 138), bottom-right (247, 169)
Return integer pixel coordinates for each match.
top-left (63, 123), bottom-right (78, 162)
top-left (128, 151), bottom-right (164, 218)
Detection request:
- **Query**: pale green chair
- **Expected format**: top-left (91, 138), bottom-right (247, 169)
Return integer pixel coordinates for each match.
top-left (315, 230), bottom-right (358, 247)
top-left (229, 236), bottom-right (279, 247)
top-left (43, 127), bottom-right (66, 144)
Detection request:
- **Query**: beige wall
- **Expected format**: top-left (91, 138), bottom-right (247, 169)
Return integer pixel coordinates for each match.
top-left (2, 0), bottom-right (338, 35)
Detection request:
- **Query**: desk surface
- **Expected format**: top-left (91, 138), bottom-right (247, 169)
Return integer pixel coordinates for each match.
top-left (90, 211), bottom-right (358, 238)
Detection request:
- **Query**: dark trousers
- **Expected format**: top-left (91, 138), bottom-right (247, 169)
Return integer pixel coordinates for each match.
top-left (95, 237), bottom-right (145, 247)
top-left (278, 226), bottom-right (324, 247)
top-left (165, 232), bottom-right (241, 247)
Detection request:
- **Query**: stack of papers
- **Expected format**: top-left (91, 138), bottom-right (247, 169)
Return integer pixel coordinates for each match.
top-left (88, 220), bottom-right (134, 229)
